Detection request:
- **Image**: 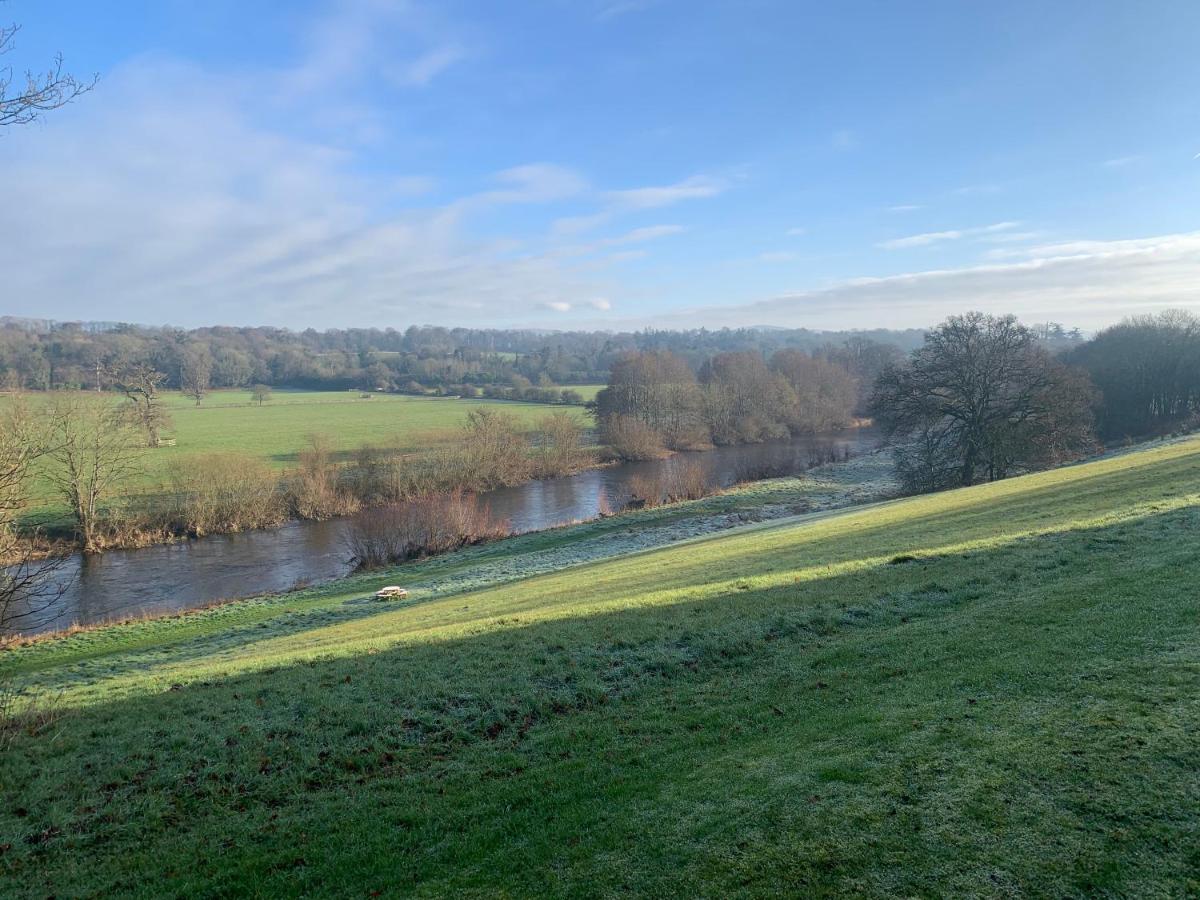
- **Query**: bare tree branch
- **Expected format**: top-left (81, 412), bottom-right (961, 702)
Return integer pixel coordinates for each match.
top-left (0, 396), bottom-right (73, 635)
top-left (0, 19), bottom-right (97, 128)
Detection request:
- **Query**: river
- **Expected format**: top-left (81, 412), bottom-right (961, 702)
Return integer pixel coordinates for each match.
top-left (10, 429), bottom-right (878, 635)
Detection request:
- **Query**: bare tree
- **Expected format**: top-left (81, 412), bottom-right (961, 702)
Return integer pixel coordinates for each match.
top-left (0, 398), bottom-right (69, 634)
top-left (0, 18), bottom-right (96, 128)
top-left (769, 349), bottom-right (858, 433)
top-left (0, 541), bottom-right (70, 636)
top-left (44, 396), bottom-right (143, 552)
top-left (871, 312), bottom-right (1097, 492)
top-left (111, 363), bottom-right (173, 446)
top-left (459, 408), bottom-right (533, 489)
top-left (180, 345), bottom-right (213, 407)
top-left (594, 350), bottom-right (706, 450)
top-left (699, 352), bottom-right (795, 445)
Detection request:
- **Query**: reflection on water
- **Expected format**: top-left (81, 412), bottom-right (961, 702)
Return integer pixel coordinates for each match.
top-left (10, 429), bottom-right (877, 635)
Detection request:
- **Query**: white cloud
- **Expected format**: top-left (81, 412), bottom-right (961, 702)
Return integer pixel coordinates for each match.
top-left (465, 164), bottom-right (590, 207)
top-left (648, 231), bottom-right (1200, 331)
top-left (0, 58), bottom-right (605, 328)
top-left (879, 221), bottom-right (1020, 249)
top-left (607, 224), bottom-right (684, 244)
top-left (980, 231), bottom-right (1044, 249)
top-left (385, 44), bottom-right (465, 87)
top-left (887, 204), bottom-right (923, 213)
top-left (953, 183), bottom-right (1003, 196)
top-left (549, 223), bottom-right (684, 262)
top-left (284, 0), bottom-right (466, 96)
top-left (391, 175), bottom-right (438, 196)
top-left (549, 175), bottom-right (724, 241)
top-left (785, 227), bottom-right (807, 236)
top-left (608, 175), bottom-right (726, 210)
top-left (759, 251), bottom-right (797, 263)
top-left (879, 230), bottom-right (963, 249)
top-left (543, 301), bottom-right (573, 312)
top-left (587, 297), bottom-right (613, 310)
top-left (1102, 155), bottom-right (1140, 168)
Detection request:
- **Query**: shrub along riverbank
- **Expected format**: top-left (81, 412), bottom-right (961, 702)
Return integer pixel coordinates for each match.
top-left (3, 396), bottom-right (596, 557)
top-left (4, 383), bottom-right (865, 573)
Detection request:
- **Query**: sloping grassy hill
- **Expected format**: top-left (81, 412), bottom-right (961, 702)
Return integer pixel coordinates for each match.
top-left (2, 438), bottom-right (1199, 896)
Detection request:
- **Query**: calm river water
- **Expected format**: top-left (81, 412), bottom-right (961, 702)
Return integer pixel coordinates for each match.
top-left (14, 429), bottom-right (878, 635)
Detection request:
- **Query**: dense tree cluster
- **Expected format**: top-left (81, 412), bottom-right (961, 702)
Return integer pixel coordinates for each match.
top-left (594, 346), bottom-right (863, 458)
top-left (1067, 311), bottom-right (1200, 438)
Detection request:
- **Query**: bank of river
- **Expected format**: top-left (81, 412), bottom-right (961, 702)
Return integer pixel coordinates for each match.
top-left (8, 430), bottom-right (885, 637)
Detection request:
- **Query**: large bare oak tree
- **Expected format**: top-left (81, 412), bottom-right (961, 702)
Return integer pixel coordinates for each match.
top-left (871, 312), bottom-right (1097, 493)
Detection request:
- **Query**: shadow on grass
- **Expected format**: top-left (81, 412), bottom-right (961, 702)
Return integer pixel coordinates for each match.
top-left (2, 505), bottom-right (1199, 896)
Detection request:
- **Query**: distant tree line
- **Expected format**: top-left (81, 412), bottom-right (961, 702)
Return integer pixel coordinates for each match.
top-left (0, 319), bottom-right (928, 398)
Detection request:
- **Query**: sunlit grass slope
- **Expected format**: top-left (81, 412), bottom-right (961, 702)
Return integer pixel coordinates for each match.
top-left (2, 437), bottom-right (1199, 896)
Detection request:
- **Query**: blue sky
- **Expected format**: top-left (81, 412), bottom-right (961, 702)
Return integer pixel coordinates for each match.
top-left (2, 0), bottom-right (1198, 330)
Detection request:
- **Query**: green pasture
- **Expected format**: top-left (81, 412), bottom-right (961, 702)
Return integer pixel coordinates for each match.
top-left (560, 383), bottom-right (603, 401)
top-left (12, 390), bottom-right (591, 522)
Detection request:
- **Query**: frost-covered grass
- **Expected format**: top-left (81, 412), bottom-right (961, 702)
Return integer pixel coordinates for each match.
top-left (1, 437), bottom-right (1198, 896)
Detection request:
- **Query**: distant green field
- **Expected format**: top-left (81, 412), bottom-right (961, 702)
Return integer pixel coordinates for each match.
top-left (152, 390), bottom-right (589, 462)
top-left (560, 383), bottom-right (603, 401)
top-left (14, 390), bottom-right (591, 520)
top-left (3, 437), bottom-right (1198, 895)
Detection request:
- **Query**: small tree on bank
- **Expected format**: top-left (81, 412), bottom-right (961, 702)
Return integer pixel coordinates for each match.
top-left (45, 397), bottom-right (143, 552)
top-left (534, 412), bottom-right (588, 477)
top-left (871, 312), bottom-right (1097, 493)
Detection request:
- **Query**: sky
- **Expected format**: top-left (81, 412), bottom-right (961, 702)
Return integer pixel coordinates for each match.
top-left (1, 0), bottom-right (1198, 332)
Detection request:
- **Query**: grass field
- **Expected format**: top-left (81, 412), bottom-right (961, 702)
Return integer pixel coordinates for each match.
top-left (2, 437), bottom-right (1199, 896)
top-left (560, 384), bottom-right (603, 401)
top-left (16, 390), bottom-right (591, 522)
top-left (153, 390), bottom-right (589, 462)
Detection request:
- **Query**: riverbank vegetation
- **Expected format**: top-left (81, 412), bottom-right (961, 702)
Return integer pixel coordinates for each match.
top-left (5, 392), bottom-right (590, 526)
top-left (594, 347), bottom-right (861, 458)
top-left (1, 435), bottom-right (1196, 895)
top-left (344, 491), bottom-right (511, 569)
